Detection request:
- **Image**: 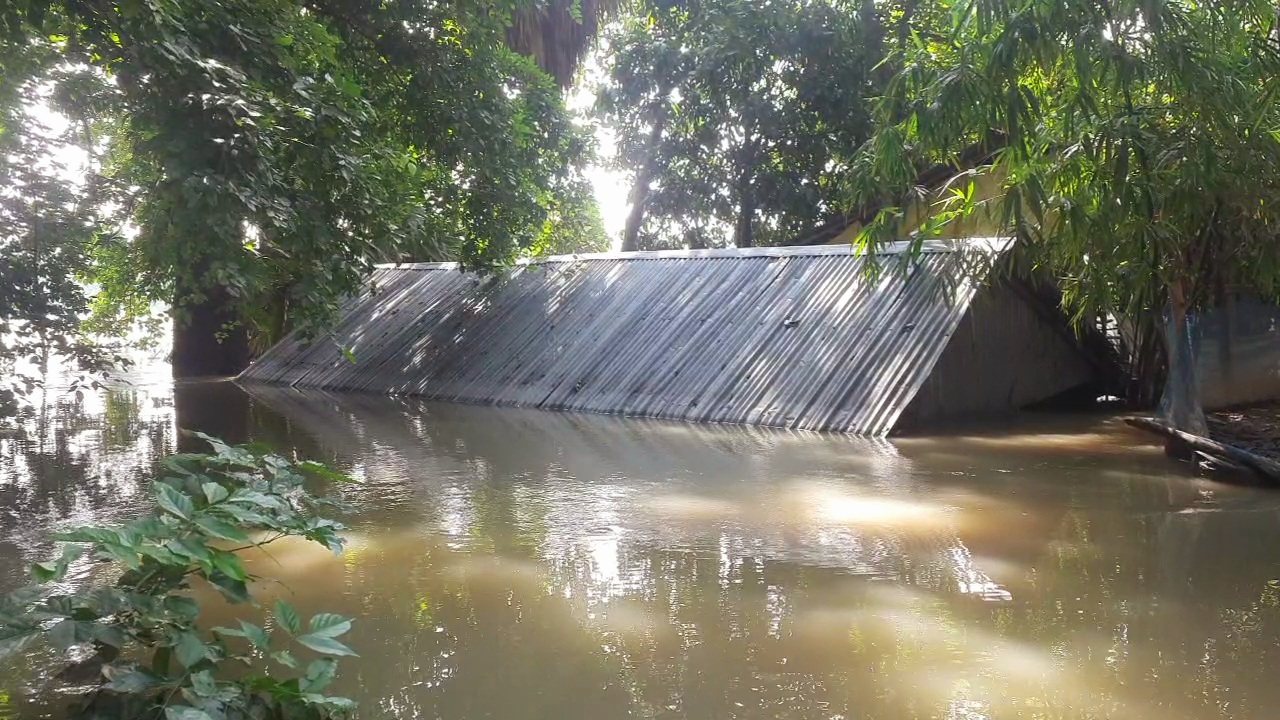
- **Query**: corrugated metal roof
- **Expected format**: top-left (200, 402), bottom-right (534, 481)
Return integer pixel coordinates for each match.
top-left (240, 239), bottom-right (1008, 435)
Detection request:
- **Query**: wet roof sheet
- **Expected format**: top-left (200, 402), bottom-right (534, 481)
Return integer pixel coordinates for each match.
top-left (240, 239), bottom-right (1007, 435)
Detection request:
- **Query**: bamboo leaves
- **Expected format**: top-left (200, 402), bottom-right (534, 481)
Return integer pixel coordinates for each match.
top-left (846, 0), bottom-right (1280, 415)
top-left (854, 0), bottom-right (1280, 315)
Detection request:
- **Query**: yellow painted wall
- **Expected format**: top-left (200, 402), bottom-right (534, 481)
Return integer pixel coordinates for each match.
top-left (829, 171), bottom-right (1007, 244)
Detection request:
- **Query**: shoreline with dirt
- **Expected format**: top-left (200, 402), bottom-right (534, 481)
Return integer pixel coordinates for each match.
top-left (1208, 404), bottom-right (1280, 464)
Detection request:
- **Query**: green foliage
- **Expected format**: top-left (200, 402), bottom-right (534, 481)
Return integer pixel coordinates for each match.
top-left (598, 0), bottom-right (875, 249)
top-left (850, 0), bottom-right (1280, 322)
top-left (0, 43), bottom-right (128, 413)
top-left (526, 177), bottom-right (610, 256)
top-left (0, 0), bottom-right (607, 358)
top-left (846, 0), bottom-right (1280, 422)
top-left (0, 433), bottom-right (358, 719)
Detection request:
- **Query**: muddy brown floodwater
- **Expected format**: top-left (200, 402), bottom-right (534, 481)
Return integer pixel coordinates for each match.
top-left (3, 370), bottom-right (1280, 720)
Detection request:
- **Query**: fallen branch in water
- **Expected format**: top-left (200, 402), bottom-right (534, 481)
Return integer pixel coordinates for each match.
top-left (1124, 416), bottom-right (1280, 485)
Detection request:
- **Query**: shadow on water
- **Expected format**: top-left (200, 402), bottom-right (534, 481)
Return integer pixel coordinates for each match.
top-left (8, 376), bottom-right (1280, 719)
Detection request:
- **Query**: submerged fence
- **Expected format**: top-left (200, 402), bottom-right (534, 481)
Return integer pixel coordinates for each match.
top-left (1160, 298), bottom-right (1280, 432)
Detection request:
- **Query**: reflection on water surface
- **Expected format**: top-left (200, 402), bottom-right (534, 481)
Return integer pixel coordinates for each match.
top-left (4, 373), bottom-right (1280, 719)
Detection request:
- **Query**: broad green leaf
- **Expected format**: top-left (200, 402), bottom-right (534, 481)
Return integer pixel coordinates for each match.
top-left (168, 537), bottom-right (211, 563)
top-left (138, 543), bottom-right (183, 565)
top-left (228, 490), bottom-right (287, 511)
top-left (193, 516), bottom-right (250, 543)
top-left (216, 503), bottom-right (271, 525)
top-left (271, 649), bottom-right (300, 669)
top-left (240, 620), bottom-right (269, 650)
top-left (275, 599), bottom-right (301, 636)
top-left (189, 669), bottom-right (218, 698)
top-left (48, 619), bottom-right (96, 649)
top-left (208, 571), bottom-right (250, 604)
top-left (161, 454), bottom-right (206, 477)
top-left (303, 694), bottom-right (357, 710)
top-left (306, 613), bottom-right (351, 639)
top-left (5, 585), bottom-right (47, 607)
top-left (210, 684), bottom-right (243, 703)
top-left (93, 624), bottom-right (128, 648)
top-left (201, 482), bottom-right (230, 505)
top-left (317, 532), bottom-right (346, 556)
top-left (98, 542), bottom-right (142, 570)
top-left (156, 484), bottom-right (194, 521)
top-left (190, 432), bottom-right (231, 456)
top-left (30, 562), bottom-right (61, 583)
top-left (217, 620), bottom-right (268, 650)
top-left (83, 587), bottom-right (125, 615)
top-left (339, 78), bottom-right (362, 97)
top-left (295, 634), bottom-right (357, 657)
top-left (103, 665), bottom-right (162, 692)
top-left (164, 706), bottom-right (216, 720)
top-left (209, 550), bottom-right (248, 582)
top-left (300, 658), bottom-right (338, 692)
top-left (42, 596), bottom-right (73, 617)
top-left (164, 596), bottom-right (200, 620)
top-left (174, 631), bottom-right (208, 668)
top-left (52, 527), bottom-right (120, 545)
top-left (30, 545), bottom-right (84, 583)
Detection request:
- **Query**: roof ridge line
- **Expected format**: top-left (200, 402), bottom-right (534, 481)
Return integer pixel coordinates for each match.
top-left (376, 237), bottom-right (1013, 271)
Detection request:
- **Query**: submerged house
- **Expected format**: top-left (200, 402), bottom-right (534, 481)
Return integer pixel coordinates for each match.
top-left (240, 240), bottom-right (1098, 435)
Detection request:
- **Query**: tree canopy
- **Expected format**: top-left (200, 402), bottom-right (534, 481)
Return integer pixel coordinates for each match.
top-left (596, 0), bottom-right (1280, 422)
top-left (855, 0), bottom-right (1280, 304)
top-left (7, 0), bottom-right (1280, 424)
top-left (598, 0), bottom-right (875, 250)
top-left (0, 0), bottom-right (611, 382)
top-left (0, 68), bottom-right (121, 412)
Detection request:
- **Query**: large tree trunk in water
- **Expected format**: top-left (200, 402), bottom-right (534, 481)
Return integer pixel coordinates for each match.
top-left (621, 119), bottom-right (666, 252)
top-left (172, 281), bottom-right (250, 378)
top-left (175, 378), bottom-right (252, 450)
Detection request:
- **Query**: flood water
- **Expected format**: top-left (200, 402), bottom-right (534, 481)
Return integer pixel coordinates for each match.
top-left (4, 369), bottom-right (1280, 719)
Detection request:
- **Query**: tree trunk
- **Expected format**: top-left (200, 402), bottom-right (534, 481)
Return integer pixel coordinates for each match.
top-left (1162, 277), bottom-right (1207, 435)
top-left (685, 225), bottom-right (708, 250)
top-left (172, 281), bottom-right (250, 378)
top-left (175, 378), bottom-right (252, 450)
top-left (861, 0), bottom-right (884, 56)
top-left (621, 118), bottom-right (666, 253)
top-left (733, 179), bottom-right (755, 248)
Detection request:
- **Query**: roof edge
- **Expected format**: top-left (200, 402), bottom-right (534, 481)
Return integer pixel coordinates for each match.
top-left (375, 237), bottom-right (1013, 271)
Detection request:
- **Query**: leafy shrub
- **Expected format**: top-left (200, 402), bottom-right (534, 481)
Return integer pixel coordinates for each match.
top-left (0, 433), bottom-right (358, 719)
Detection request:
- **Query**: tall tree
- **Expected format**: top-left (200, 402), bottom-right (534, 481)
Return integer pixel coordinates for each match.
top-left (599, 0), bottom-right (875, 251)
top-left (0, 56), bottom-right (121, 413)
top-left (1, 0), bottom-right (612, 380)
top-left (849, 0), bottom-right (1280, 429)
